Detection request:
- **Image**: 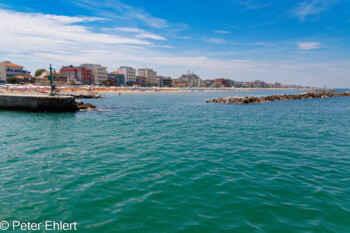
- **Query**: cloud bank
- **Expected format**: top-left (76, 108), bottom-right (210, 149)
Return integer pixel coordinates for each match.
top-left (0, 8), bottom-right (349, 87)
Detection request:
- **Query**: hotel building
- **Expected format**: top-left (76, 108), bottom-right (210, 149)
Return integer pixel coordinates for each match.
top-left (138, 68), bottom-right (157, 86)
top-left (178, 72), bottom-right (202, 87)
top-left (60, 65), bottom-right (93, 84)
top-left (0, 61), bottom-right (30, 82)
top-left (108, 72), bottom-right (125, 86)
top-left (81, 64), bottom-right (108, 85)
top-left (117, 66), bottom-right (136, 85)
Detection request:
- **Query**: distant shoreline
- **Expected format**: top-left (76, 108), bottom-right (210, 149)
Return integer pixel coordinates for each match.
top-left (0, 85), bottom-right (304, 96)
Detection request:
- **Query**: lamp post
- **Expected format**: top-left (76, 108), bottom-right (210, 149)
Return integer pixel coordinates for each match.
top-left (48, 64), bottom-right (54, 96)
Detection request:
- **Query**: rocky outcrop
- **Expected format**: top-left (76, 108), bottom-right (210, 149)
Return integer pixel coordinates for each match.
top-left (67, 93), bottom-right (102, 99)
top-left (75, 101), bottom-right (96, 111)
top-left (207, 91), bottom-right (350, 104)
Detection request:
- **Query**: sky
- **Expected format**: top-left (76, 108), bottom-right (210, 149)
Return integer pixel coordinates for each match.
top-left (0, 0), bottom-right (349, 87)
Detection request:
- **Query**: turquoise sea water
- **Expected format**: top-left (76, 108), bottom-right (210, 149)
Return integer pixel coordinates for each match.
top-left (1, 90), bottom-right (350, 233)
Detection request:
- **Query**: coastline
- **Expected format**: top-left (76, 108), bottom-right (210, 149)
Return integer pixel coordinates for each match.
top-left (0, 85), bottom-right (301, 96)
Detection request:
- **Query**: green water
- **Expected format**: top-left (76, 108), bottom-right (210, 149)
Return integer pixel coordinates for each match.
top-left (1, 90), bottom-right (350, 233)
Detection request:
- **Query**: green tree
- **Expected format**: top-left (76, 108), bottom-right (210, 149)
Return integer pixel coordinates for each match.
top-left (101, 80), bottom-right (108, 86)
top-left (34, 68), bottom-right (47, 77)
top-left (7, 77), bottom-right (19, 84)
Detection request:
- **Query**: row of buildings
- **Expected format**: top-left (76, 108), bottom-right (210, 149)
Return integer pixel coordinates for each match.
top-left (59, 64), bottom-right (164, 86)
top-left (201, 79), bottom-right (293, 89)
top-left (0, 61), bottom-right (303, 88)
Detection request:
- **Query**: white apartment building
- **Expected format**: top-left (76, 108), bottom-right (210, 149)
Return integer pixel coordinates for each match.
top-left (81, 64), bottom-right (108, 85)
top-left (138, 68), bottom-right (157, 86)
top-left (117, 66), bottom-right (136, 84)
top-left (179, 72), bottom-right (202, 87)
top-left (0, 61), bottom-right (30, 82)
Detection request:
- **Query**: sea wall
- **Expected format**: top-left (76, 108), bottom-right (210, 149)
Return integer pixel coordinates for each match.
top-left (0, 94), bottom-right (77, 112)
top-left (207, 91), bottom-right (350, 104)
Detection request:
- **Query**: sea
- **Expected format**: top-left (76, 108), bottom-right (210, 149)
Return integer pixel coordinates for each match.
top-left (0, 90), bottom-right (349, 233)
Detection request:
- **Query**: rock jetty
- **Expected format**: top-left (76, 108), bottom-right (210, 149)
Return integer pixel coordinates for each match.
top-left (75, 101), bottom-right (96, 111)
top-left (207, 91), bottom-right (350, 104)
top-left (67, 93), bottom-right (102, 99)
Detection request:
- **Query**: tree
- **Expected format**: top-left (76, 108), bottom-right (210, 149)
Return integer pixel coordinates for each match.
top-left (101, 80), bottom-right (108, 86)
top-left (7, 77), bottom-right (19, 84)
top-left (35, 69), bottom-right (47, 77)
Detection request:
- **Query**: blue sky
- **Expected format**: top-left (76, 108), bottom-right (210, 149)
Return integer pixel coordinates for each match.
top-left (0, 0), bottom-right (349, 87)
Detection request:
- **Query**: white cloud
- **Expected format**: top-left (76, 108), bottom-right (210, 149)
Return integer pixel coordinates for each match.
top-left (298, 42), bottom-right (321, 50)
top-left (41, 14), bottom-right (107, 24)
top-left (0, 9), bottom-right (150, 48)
top-left (207, 38), bottom-right (226, 44)
top-left (239, 0), bottom-right (270, 9)
top-left (1, 9), bottom-right (349, 87)
top-left (111, 27), bottom-right (143, 33)
top-left (135, 33), bottom-right (166, 40)
top-left (133, 12), bottom-right (168, 29)
top-left (74, 0), bottom-right (168, 28)
top-left (111, 27), bottom-right (166, 40)
top-left (293, 0), bottom-right (337, 21)
top-left (214, 30), bottom-right (230, 34)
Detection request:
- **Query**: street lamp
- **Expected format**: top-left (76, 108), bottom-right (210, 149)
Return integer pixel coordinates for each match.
top-left (48, 64), bottom-right (54, 96)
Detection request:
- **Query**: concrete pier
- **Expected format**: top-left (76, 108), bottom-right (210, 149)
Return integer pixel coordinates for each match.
top-left (0, 94), bottom-right (77, 112)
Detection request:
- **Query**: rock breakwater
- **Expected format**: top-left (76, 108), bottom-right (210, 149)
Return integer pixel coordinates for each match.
top-left (75, 101), bottom-right (96, 111)
top-left (66, 93), bottom-right (102, 99)
top-left (207, 91), bottom-right (350, 104)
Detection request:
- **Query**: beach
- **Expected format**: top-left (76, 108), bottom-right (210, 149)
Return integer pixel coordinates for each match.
top-left (0, 84), bottom-right (299, 96)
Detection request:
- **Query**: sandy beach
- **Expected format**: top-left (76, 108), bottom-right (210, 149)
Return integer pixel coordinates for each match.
top-left (0, 84), bottom-right (299, 96)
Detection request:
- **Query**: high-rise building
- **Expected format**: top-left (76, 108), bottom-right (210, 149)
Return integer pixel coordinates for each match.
top-left (178, 72), bottom-right (202, 87)
top-left (108, 71), bottom-right (125, 86)
top-left (156, 76), bottom-right (164, 87)
top-left (0, 61), bottom-right (30, 82)
top-left (60, 65), bottom-right (92, 84)
top-left (137, 68), bottom-right (156, 86)
top-left (117, 66), bottom-right (136, 85)
top-left (254, 80), bottom-right (267, 88)
top-left (81, 64), bottom-right (107, 85)
top-left (156, 76), bottom-right (172, 87)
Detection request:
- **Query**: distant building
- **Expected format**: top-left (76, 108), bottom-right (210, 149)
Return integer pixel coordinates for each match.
top-left (35, 71), bottom-right (67, 86)
top-left (202, 79), bottom-right (214, 87)
top-left (81, 64), bottom-right (107, 85)
top-left (14, 76), bottom-right (35, 84)
top-left (163, 77), bottom-right (172, 87)
top-left (213, 79), bottom-right (232, 87)
top-left (0, 61), bottom-right (30, 83)
top-left (156, 76), bottom-right (164, 87)
top-left (138, 68), bottom-right (157, 86)
top-left (117, 66), bottom-right (136, 85)
top-left (254, 80), bottom-right (267, 88)
top-left (136, 76), bottom-right (147, 86)
top-left (39, 70), bottom-right (67, 82)
top-left (213, 79), bottom-right (222, 87)
top-left (60, 65), bottom-right (92, 84)
top-left (178, 72), bottom-right (202, 87)
top-left (172, 79), bottom-right (181, 87)
top-left (108, 71), bottom-right (125, 86)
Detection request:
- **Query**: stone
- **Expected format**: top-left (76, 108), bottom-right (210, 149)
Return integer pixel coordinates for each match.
top-left (206, 91), bottom-right (350, 104)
